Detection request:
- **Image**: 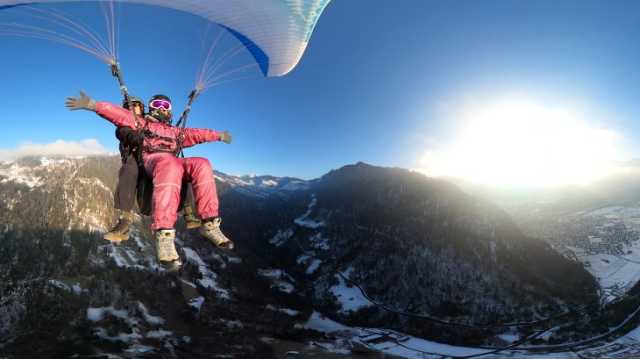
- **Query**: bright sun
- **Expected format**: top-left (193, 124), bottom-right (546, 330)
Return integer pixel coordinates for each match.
top-left (421, 100), bottom-right (624, 188)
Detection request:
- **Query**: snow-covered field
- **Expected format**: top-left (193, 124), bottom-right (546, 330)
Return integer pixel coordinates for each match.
top-left (563, 206), bottom-right (640, 303)
top-left (581, 247), bottom-right (640, 304)
top-left (301, 311), bottom-right (640, 358)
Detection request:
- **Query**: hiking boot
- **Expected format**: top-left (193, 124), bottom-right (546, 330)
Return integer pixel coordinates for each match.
top-left (154, 229), bottom-right (181, 265)
top-left (200, 217), bottom-right (234, 250)
top-left (104, 211), bottom-right (134, 242)
top-left (183, 207), bottom-right (202, 229)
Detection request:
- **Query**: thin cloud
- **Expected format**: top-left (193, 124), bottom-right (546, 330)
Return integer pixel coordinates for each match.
top-left (0, 139), bottom-right (111, 161)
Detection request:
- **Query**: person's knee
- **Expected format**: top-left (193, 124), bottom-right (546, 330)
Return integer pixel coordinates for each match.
top-left (153, 157), bottom-right (184, 183)
top-left (192, 157), bottom-right (213, 172)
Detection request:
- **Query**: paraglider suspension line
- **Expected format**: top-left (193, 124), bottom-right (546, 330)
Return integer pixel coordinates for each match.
top-left (177, 89), bottom-right (200, 128)
top-left (176, 89), bottom-right (201, 157)
top-left (111, 62), bottom-right (130, 103)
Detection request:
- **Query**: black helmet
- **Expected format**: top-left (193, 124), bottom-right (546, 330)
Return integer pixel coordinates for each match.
top-left (149, 94), bottom-right (171, 103)
top-left (122, 96), bottom-right (144, 110)
top-left (148, 94), bottom-right (173, 124)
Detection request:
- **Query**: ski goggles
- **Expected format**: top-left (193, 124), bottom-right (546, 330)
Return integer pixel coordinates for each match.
top-left (149, 99), bottom-right (172, 111)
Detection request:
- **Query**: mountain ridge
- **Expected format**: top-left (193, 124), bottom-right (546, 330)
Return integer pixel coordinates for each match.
top-left (0, 155), bottom-right (608, 357)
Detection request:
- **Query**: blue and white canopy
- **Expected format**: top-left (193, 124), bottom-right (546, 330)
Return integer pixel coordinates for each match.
top-left (0, 0), bottom-right (332, 76)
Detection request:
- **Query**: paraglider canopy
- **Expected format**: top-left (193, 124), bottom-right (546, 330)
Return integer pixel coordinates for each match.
top-left (0, 0), bottom-right (332, 77)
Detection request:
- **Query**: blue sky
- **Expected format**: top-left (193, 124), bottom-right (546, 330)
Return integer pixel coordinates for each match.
top-left (2, 1), bottom-right (640, 180)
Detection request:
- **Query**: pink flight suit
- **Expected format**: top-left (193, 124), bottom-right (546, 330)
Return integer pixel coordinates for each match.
top-left (95, 102), bottom-right (223, 230)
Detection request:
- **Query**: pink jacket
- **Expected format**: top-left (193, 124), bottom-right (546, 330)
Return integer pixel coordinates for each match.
top-left (95, 102), bottom-right (222, 154)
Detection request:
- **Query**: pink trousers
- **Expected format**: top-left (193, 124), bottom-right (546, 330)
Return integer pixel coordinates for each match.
top-left (144, 152), bottom-right (219, 230)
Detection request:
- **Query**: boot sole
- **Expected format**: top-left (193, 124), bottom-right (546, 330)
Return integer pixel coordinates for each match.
top-left (201, 233), bottom-right (234, 250)
top-left (213, 240), bottom-right (234, 251)
top-left (186, 222), bottom-right (202, 229)
top-left (103, 234), bottom-right (129, 242)
top-left (161, 259), bottom-right (182, 272)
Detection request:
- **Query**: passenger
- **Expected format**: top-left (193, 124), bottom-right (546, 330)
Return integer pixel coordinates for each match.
top-left (66, 92), bottom-right (234, 267)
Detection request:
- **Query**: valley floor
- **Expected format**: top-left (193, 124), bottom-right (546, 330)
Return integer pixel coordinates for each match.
top-left (299, 311), bottom-right (640, 359)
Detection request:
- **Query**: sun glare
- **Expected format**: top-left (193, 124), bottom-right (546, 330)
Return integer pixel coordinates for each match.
top-left (420, 100), bottom-right (624, 188)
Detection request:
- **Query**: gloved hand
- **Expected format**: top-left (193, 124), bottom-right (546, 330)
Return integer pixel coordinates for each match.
top-left (65, 91), bottom-right (96, 111)
top-left (220, 131), bottom-right (232, 144)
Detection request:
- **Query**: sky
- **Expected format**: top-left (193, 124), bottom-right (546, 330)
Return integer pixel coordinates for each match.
top-left (2, 1), bottom-right (640, 182)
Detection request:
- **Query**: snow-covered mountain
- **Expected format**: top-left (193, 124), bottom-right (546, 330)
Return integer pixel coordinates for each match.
top-left (0, 156), bottom-right (628, 358)
top-left (0, 156), bottom-right (319, 358)
top-left (259, 163), bottom-right (599, 343)
top-left (214, 171), bottom-right (310, 198)
top-left (0, 156), bottom-right (118, 232)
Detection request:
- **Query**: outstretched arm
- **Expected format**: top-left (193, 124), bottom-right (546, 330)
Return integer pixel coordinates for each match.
top-left (95, 102), bottom-right (139, 128)
top-left (181, 127), bottom-right (232, 148)
top-left (65, 91), bottom-right (138, 129)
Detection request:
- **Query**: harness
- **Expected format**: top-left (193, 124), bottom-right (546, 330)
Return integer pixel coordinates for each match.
top-left (139, 117), bottom-right (181, 155)
top-left (118, 139), bottom-right (136, 163)
top-left (111, 61), bottom-right (201, 159)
